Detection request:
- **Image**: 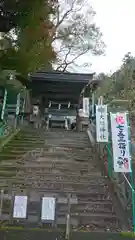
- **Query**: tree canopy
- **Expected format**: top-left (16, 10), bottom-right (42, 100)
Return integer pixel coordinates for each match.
top-left (53, 0), bottom-right (105, 71)
top-left (0, 0), bottom-right (105, 77)
top-left (95, 52), bottom-right (135, 110)
top-left (0, 0), bottom-right (56, 76)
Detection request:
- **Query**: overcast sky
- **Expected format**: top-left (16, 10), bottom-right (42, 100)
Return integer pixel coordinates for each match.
top-left (79, 0), bottom-right (135, 74)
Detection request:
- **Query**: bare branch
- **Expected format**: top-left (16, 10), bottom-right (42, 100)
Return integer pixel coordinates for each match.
top-left (56, 47), bottom-right (72, 71)
top-left (56, 47), bottom-right (90, 72)
top-left (55, 0), bottom-right (75, 29)
top-left (53, 0), bottom-right (105, 72)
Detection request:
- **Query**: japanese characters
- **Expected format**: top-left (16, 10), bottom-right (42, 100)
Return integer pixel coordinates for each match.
top-left (96, 105), bottom-right (108, 142)
top-left (110, 112), bottom-right (131, 172)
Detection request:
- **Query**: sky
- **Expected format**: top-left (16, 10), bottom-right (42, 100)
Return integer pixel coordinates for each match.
top-left (79, 0), bottom-right (135, 74)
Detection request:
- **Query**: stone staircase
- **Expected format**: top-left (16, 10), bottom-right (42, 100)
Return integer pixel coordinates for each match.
top-left (0, 127), bottom-right (128, 232)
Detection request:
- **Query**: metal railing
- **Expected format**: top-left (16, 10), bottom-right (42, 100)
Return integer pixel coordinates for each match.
top-left (89, 122), bottom-right (135, 232)
top-left (103, 144), bottom-right (134, 230)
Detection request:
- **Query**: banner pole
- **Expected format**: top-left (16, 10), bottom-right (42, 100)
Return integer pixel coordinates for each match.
top-left (107, 141), bottom-right (111, 179)
top-left (107, 112), bottom-right (112, 179)
top-left (127, 112), bottom-right (135, 233)
top-left (130, 169), bottom-right (135, 233)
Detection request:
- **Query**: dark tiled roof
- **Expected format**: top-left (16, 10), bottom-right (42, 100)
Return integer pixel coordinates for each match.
top-left (31, 71), bottom-right (95, 83)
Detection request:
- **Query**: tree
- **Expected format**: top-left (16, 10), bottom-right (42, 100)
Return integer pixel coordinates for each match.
top-left (53, 0), bottom-right (105, 71)
top-left (0, 0), bottom-right (56, 76)
top-left (95, 52), bottom-right (135, 110)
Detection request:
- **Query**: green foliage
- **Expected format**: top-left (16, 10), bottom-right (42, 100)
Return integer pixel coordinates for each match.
top-left (0, 0), bottom-right (105, 75)
top-left (0, 70), bottom-right (23, 93)
top-left (95, 52), bottom-right (135, 110)
top-left (0, 0), bottom-right (56, 76)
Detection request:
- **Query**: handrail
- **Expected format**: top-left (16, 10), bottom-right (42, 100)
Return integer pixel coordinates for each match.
top-left (123, 173), bottom-right (134, 192)
top-left (89, 120), bottom-right (135, 231)
top-left (104, 144), bottom-right (135, 193)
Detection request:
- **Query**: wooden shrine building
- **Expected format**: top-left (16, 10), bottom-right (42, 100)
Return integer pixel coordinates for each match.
top-left (30, 71), bottom-right (98, 109)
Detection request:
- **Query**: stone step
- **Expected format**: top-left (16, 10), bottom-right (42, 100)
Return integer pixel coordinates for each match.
top-left (0, 152), bottom-right (95, 161)
top-left (56, 201), bottom-right (115, 213)
top-left (0, 189), bottom-right (112, 202)
top-left (1, 191), bottom-right (111, 203)
top-left (11, 140), bottom-right (90, 149)
top-left (0, 155), bottom-right (22, 160)
top-left (13, 136), bottom-right (45, 143)
top-left (17, 131), bottom-right (88, 139)
top-left (0, 127), bottom-right (124, 231)
top-left (0, 154), bottom-right (28, 160)
top-left (22, 148), bottom-right (93, 158)
top-left (0, 180), bottom-right (109, 195)
top-left (0, 188), bottom-right (106, 197)
top-left (45, 143), bottom-right (90, 148)
top-left (2, 207), bottom-right (118, 232)
top-left (3, 178), bottom-right (105, 191)
top-left (0, 168), bottom-right (102, 178)
top-left (0, 169), bottom-right (104, 182)
top-left (0, 168), bottom-right (100, 177)
top-left (55, 215), bottom-right (120, 229)
top-left (14, 135), bottom-right (90, 143)
top-left (1, 178), bottom-right (105, 190)
top-left (0, 153), bottom-right (94, 161)
top-left (21, 129), bottom-right (87, 137)
top-left (1, 150), bottom-right (31, 155)
top-left (0, 151), bottom-right (94, 160)
top-left (0, 178), bottom-right (104, 191)
top-left (3, 162), bottom-right (98, 170)
top-left (57, 205), bottom-right (114, 214)
top-left (43, 136), bottom-right (89, 141)
top-left (5, 143), bottom-right (45, 148)
top-left (57, 212), bottom-right (117, 219)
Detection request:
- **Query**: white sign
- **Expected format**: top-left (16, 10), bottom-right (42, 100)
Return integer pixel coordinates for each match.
top-left (41, 197), bottom-right (55, 221)
top-left (1, 89), bottom-right (7, 120)
top-left (13, 196), bottom-right (27, 219)
top-left (83, 98), bottom-right (89, 117)
top-left (16, 93), bottom-right (20, 115)
top-left (96, 105), bottom-right (108, 142)
top-left (110, 112), bottom-right (131, 172)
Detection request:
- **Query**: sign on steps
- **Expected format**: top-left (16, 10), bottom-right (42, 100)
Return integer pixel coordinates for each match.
top-left (96, 105), bottom-right (108, 142)
top-left (41, 197), bottom-right (55, 221)
top-left (13, 195), bottom-right (28, 219)
top-left (110, 112), bottom-right (131, 172)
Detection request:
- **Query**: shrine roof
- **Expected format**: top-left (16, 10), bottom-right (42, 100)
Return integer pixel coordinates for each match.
top-left (31, 71), bottom-right (95, 83)
top-left (19, 70), bottom-right (99, 104)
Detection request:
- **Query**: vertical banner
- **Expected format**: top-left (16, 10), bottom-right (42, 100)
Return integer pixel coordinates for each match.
top-left (41, 197), bottom-right (55, 221)
top-left (1, 89), bottom-right (7, 120)
top-left (13, 196), bottom-right (27, 219)
top-left (16, 93), bottom-right (20, 116)
top-left (83, 97), bottom-right (89, 117)
top-left (110, 112), bottom-right (131, 172)
top-left (96, 105), bottom-right (108, 142)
